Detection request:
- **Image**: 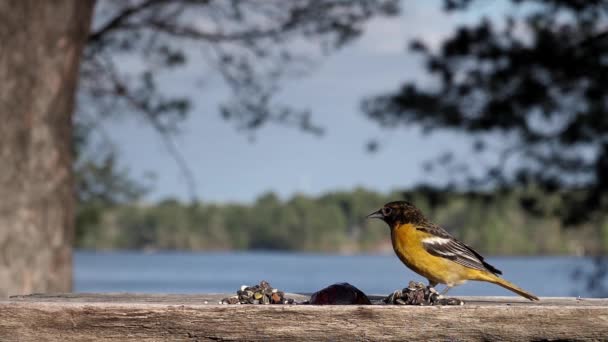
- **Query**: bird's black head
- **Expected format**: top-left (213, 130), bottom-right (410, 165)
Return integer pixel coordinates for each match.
top-left (366, 201), bottom-right (425, 228)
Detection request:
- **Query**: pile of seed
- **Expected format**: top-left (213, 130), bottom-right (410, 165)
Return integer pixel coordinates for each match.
top-left (383, 281), bottom-right (464, 306)
top-left (220, 280), bottom-right (297, 305)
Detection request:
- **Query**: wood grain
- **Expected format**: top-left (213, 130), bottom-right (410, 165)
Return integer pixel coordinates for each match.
top-left (1, 294), bottom-right (607, 341)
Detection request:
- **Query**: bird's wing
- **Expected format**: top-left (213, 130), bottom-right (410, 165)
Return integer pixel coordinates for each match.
top-left (418, 224), bottom-right (502, 275)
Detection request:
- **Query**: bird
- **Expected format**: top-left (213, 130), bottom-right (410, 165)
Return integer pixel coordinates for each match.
top-left (367, 201), bottom-right (539, 301)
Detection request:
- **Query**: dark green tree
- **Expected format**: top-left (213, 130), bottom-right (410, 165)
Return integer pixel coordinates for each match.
top-left (363, 0), bottom-right (608, 226)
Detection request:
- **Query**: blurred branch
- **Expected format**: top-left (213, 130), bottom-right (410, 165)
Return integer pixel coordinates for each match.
top-left (98, 55), bottom-right (199, 202)
top-left (77, 0), bottom-right (398, 203)
top-left (89, 0), bottom-right (172, 43)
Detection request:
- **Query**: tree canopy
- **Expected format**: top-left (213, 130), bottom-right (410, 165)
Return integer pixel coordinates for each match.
top-left (83, 0), bottom-right (398, 133)
top-left (75, 0), bottom-right (399, 207)
top-left (363, 0), bottom-right (608, 225)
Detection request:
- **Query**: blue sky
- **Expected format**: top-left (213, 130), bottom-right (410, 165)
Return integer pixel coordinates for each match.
top-left (101, 1), bottom-right (510, 203)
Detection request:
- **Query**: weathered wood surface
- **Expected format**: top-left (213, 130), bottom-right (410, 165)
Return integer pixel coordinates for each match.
top-left (1, 293), bottom-right (608, 341)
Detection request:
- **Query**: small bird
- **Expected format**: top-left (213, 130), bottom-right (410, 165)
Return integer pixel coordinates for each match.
top-left (368, 201), bottom-right (539, 301)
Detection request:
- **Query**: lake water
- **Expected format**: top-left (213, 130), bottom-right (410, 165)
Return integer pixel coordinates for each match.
top-left (74, 250), bottom-right (606, 298)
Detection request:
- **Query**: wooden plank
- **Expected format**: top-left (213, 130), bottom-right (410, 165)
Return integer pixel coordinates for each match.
top-left (1, 294), bottom-right (608, 341)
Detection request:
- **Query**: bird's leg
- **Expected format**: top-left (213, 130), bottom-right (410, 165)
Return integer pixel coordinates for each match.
top-left (427, 280), bottom-right (438, 293)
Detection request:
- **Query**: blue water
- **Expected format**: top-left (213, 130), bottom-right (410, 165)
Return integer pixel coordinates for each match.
top-left (74, 251), bottom-right (605, 297)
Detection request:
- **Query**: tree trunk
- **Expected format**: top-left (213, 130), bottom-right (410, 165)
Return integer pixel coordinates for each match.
top-left (0, 0), bottom-right (96, 297)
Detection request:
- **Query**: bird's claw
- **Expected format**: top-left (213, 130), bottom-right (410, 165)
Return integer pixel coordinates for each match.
top-left (427, 286), bottom-right (439, 294)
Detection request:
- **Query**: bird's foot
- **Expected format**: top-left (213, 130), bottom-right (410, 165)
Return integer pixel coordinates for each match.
top-left (431, 286), bottom-right (464, 305)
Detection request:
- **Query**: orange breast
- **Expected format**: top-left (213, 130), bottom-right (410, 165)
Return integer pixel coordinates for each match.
top-left (390, 223), bottom-right (475, 286)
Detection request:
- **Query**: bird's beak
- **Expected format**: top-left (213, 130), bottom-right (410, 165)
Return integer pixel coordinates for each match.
top-left (366, 209), bottom-right (384, 219)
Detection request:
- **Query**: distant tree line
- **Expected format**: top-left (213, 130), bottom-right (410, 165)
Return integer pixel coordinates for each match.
top-left (76, 187), bottom-right (608, 255)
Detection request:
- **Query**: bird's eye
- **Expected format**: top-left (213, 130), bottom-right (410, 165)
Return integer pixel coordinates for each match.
top-left (382, 207), bottom-right (392, 216)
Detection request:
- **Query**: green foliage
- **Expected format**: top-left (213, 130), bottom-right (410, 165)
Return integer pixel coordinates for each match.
top-left (75, 187), bottom-right (608, 255)
top-left (362, 0), bottom-right (608, 225)
top-left (75, 151), bottom-right (147, 213)
top-left (73, 120), bottom-right (149, 246)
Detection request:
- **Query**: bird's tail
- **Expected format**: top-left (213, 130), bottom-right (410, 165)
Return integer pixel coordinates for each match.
top-left (482, 273), bottom-right (539, 301)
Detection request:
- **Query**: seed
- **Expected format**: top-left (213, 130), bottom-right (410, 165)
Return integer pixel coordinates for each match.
top-left (224, 281), bottom-right (298, 305)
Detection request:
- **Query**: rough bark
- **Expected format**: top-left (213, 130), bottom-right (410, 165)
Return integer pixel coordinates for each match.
top-left (0, 0), bottom-right (96, 297)
top-left (1, 294), bottom-right (608, 341)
